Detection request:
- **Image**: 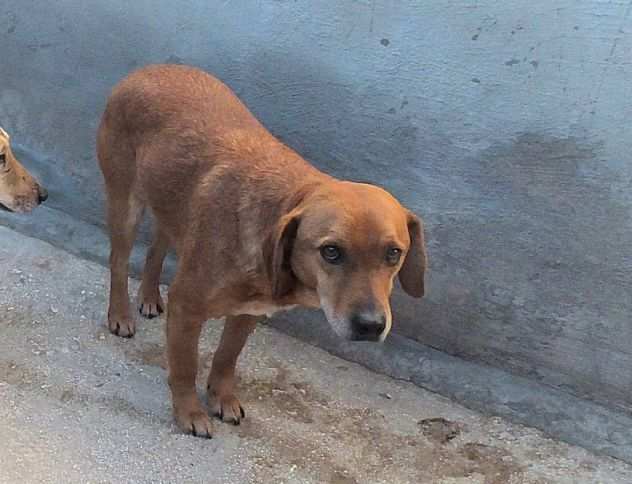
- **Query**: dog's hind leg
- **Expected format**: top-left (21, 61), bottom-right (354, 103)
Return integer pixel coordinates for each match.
top-left (138, 225), bottom-right (169, 319)
top-left (105, 192), bottom-right (144, 338)
top-left (97, 110), bottom-right (146, 338)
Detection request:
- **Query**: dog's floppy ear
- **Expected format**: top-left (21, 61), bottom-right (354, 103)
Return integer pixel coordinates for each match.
top-left (264, 208), bottom-right (301, 299)
top-left (398, 211), bottom-right (427, 298)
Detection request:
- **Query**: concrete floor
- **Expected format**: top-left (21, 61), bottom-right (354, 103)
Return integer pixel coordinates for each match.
top-left (0, 225), bottom-right (631, 484)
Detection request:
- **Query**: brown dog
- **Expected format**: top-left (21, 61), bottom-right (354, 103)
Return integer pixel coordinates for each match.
top-left (97, 64), bottom-right (427, 438)
top-left (0, 127), bottom-right (47, 213)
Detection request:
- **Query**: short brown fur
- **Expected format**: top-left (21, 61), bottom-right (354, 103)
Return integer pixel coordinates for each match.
top-left (97, 64), bottom-right (427, 437)
top-left (0, 127), bottom-right (47, 213)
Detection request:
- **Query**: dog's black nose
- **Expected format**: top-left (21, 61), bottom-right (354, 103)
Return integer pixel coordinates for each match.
top-left (38, 186), bottom-right (48, 203)
top-left (351, 314), bottom-right (386, 342)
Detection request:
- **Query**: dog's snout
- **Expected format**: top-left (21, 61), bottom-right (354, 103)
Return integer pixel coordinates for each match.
top-left (350, 313), bottom-right (386, 342)
top-left (38, 186), bottom-right (48, 203)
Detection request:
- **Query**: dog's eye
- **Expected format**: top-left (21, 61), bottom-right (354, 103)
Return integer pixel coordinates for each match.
top-left (386, 247), bottom-right (402, 265)
top-left (0, 153), bottom-right (5, 168)
top-left (320, 245), bottom-right (344, 264)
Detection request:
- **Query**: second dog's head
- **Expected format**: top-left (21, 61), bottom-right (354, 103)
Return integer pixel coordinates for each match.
top-left (266, 181), bottom-right (427, 342)
top-left (0, 128), bottom-right (47, 213)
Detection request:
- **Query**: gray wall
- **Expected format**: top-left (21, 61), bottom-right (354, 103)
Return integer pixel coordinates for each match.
top-left (2, 0), bottom-right (632, 415)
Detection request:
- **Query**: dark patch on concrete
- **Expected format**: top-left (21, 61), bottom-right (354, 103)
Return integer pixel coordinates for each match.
top-left (380, 38), bottom-right (389, 46)
top-left (165, 54), bottom-right (184, 65)
top-left (0, 355), bottom-right (164, 424)
top-left (459, 443), bottom-right (521, 483)
top-left (0, 360), bottom-right (39, 386)
top-left (505, 58), bottom-right (520, 66)
top-left (418, 417), bottom-right (463, 444)
top-left (392, 124), bottom-right (418, 143)
top-left (530, 60), bottom-right (539, 69)
top-left (410, 133), bottom-right (632, 413)
top-left (33, 257), bottom-right (53, 271)
top-left (129, 342), bottom-right (167, 369)
top-left (471, 77), bottom-right (481, 83)
top-left (27, 43), bottom-right (54, 52)
top-left (55, 383), bottom-right (170, 423)
top-left (60, 389), bottom-right (74, 403)
top-left (241, 365), bottom-right (330, 424)
top-left (330, 471), bottom-right (358, 484)
top-left (4, 12), bottom-right (17, 34)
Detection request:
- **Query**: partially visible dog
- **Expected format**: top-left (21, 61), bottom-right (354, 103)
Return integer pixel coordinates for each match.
top-left (98, 64), bottom-right (427, 438)
top-left (0, 128), bottom-right (47, 213)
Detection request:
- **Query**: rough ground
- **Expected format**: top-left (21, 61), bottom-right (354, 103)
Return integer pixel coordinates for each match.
top-left (0, 225), bottom-right (631, 484)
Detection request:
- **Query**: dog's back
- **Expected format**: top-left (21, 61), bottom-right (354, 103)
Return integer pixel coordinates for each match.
top-left (101, 64), bottom-right (265, 145)
top-left (97, 64), bottom-right (319, 242)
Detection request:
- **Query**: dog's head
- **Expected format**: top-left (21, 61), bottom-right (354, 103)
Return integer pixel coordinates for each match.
top-left (0, 128), bottom-right (47, 213)
top-left (266, 181), bottom-right (426, 342)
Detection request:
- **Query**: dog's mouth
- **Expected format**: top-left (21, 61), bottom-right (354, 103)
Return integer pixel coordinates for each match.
top-left (0, 202), bottom-right (13, 212)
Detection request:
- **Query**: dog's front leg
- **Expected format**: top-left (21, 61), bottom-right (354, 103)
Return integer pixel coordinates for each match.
top-left (207, 314), bottom-right (259, 425)
top-left (167, 296), bottom-right (213, 438)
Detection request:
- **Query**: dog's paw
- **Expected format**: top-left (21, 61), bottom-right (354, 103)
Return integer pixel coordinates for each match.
top-left (138, 290), bottom-right (165, 319)
top-left (208, 388), bottom-right (246, 426)
top-left (108, 314), bottom-right (136, 338)
top-left (175, 406), bottom-right (214, 438)
top-left (139, 298), bottom-right (164, 319)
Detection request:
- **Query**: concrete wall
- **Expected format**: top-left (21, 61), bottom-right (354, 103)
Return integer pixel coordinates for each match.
top-left (2, 0), bottom-right (632, 418)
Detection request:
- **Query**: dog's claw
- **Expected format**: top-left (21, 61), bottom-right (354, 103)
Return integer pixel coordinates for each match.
top-left (118, 323), bottom-right (133, 338)
top-left (137, 292), bottom-right (165, 320)
top-left (176, 407), bottom-right (213, 438)
top-left (139, 303), bottom-right (160, 319)
top-left (190, 423), bottom-right (212, 438)
top-left (108, 316), bottom-right (135, 338)
top-left (140, 306), bottom-right (160, 319)
top-left (191, 423), bottom-right (212, 438)
top-left (209, 390), bottom-right (245, 425)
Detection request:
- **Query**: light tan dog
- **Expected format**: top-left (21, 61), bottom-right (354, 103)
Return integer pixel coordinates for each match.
top-left (97, 64), bottom-right (427, 438)
top-left (0, 128), bottom-right (47, 212)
